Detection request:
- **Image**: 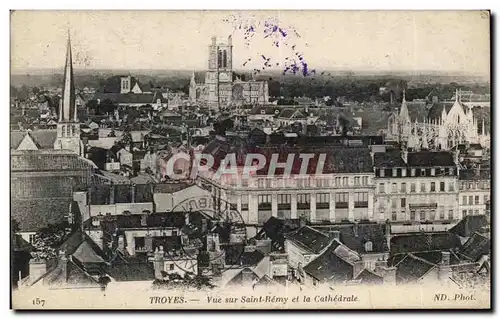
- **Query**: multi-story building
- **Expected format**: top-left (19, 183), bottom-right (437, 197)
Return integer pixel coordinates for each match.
top-left (189, 36), bottom-right (269, 110)
top-left (198, 135), bottom-right (375, 236)
top-left (373, 148), bottom-right (460, 224)
top-left (458, 168), bottom-right (491, 219)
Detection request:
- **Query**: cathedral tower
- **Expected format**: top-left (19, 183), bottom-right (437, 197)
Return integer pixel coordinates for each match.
top-left (205, 35), bottom-right (234, 110)
top-left (54, 32), bottom-right (83, 156)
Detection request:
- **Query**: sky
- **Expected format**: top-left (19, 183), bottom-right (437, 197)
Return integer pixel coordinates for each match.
top-left (10, 10), bottom-right (490, 77)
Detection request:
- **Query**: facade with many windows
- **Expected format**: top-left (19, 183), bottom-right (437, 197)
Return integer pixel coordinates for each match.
top-left (373, 149), bottom-right (460, 223)
top-left (198, 139), bottom-right (375, 231)
top-left (458, 168), bottom-right (491, 219)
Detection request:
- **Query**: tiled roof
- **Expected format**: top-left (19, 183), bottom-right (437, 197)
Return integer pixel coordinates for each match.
top-left (407, 151), bottom-right (455, 167)
top-left (392, 253), bottom-right (436, 284)
top-left (248, 106), bottom-right (281, 115)
top-left (373, 150), bottom-right (407, 167)
top-left (458, 232), bottom-right (490, 261)
top-left (94, 91), bottom-right (167, 105)
top-left (11, 198), bottom-right (72, 232)
top-left (278, 108), bottom-right (305, 119)
top-left (41, 258), bottom-right (101, 287)
top-left (353, 268), bottom-right (383, 284)
top-left (285, 226), bottom-right (332, 254)
top-left (107, 258), bottom-right (155, 282)
top-left (333, 223), bottom-right (387, 254)
top-left (449, 215), bottom-right (489, 238)
top-left (303, 240), bottom-right (354, 282)
top-left (11, 150), bottom-right (95, 172)
top-left (459, 169), bottom-right (490, 181)
top-left (11, 130), bottom-right (57, 149)
top-left (390, 233), bottom-right (462, 254)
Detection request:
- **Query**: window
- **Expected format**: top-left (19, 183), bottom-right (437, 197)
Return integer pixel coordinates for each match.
top-left (28, 234), bottom-right (35, 245)
top-left (410, 183), bottom-right (416, 193)
top-left (429, 210), bottom-right (436, 220)
top-left (335, 193), bottom-right (349, 209)
top-left (462, 210), bottom-right (467, 219)
top-left (258, 195), bottom-right (272, 210)
top-left (354, 192), bottom-right (368, 208)
top-left (362, 176), bottom-right (368, 186)
top-left (354, 177), bottom-right (360, 186)
top-left (449, 168), bottom-right (454, 176)
top-left (401, 198), bottom-right (406, 208)
top-left (401, 183), bottom-right (406, 193)
top-left (278, 194), bottom-right (291, 204)
top-left (462, 196), bottom-right (467, 205)
top-left (468, 196), bottom-right (473, 205)
top-left (380, 169), bottom-right (385, 177)
top-left (468, 209), bottom-right (473, 216)
top-left (421, 183), bottom-right (426, 193)
top-left (335, 177), bottom-right (341, 186)
top-left (379, 183), bottom-right (385, 194)
top-left (419, 210), bottom-right (426, 221)
top-left (410, 210), bottom-right (416, 221)
top-left (448, 182), bottom-right (454, 192)
top-left (460, 182), bottom-right (464, 190)
top-left (484, 195), bottom-right (489, 204)
top-left (241, 195), bottom-right (248, 211)
top-left (297, 194), bottom-right (311, 209)
top-left (392, 168), bottom-right (397, 177)
top-left (391, 183), bottom-right (397, 193)
top-left (421, 169), bottom-right (426, 177)
top-left (440, 168), bottom-right (445, 175)
top-left (430, 182), bottom-right (436, 192)
top-left (431, 168), bottom-right (435, 176)
top-left (439, 207), bottom-right (445, 219)
top-left (474, 209), bottom-right (479, 215)
top-left (342, 177), bottom-right (348, 186)
top-left (258, 179), bottom-right (265, 188)
top-left (402, 169), bottom-right (407, 177)
top-left (391, 212), bottom-right (397, 221)
top-left (391, 198), bottom-right (397, 209)
top-left (316, 193), bottom-right (330, 209)
top-left (448, 210), bottom-right (454, 220)
top-left (411, 168), bottom-right (416, 176)
top-left (474, 196), bottom-right (480, 205)
top-left (440, 182), bottom-right (445, 192)
top-left (169, 264), bottom-right (175, 271)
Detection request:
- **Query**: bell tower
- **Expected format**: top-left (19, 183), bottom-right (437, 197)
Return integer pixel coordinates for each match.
top-left (54, 31), bottom-right (83, 156)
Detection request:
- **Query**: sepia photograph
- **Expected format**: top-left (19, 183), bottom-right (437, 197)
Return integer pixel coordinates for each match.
top-left (9, 10), bottom-right (491, 310)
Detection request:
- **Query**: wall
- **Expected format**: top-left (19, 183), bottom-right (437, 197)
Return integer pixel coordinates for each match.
top-left (90, 202), bottom-right (153, 216)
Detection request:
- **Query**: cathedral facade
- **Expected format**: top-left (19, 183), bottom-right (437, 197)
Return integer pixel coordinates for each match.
top-left (387, 90), bottom-right (490, 151)
top-left (189, 36), bottom-right (269, 110)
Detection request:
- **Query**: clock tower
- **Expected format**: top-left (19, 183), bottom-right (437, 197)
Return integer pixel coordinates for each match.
top-left (205, 35), bottom-right (233, 110)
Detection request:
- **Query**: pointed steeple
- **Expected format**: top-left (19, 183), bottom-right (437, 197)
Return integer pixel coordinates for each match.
top-left (60, 30), bottom-right (76, 123)
top-left (399, 89), bottom-right (409, 121)
top-left (455, 88), bottom-right (459, 103)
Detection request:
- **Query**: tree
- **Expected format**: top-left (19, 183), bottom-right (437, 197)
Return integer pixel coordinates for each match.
top-left (30, 222), bottom-right (71, 261)
top-left (152, 271), bottom-right (216, 290)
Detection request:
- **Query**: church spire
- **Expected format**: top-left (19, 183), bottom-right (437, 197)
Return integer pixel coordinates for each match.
top-left (60, 30), bottom-right (76, 123)
top-left (399, 89), bottom-right (409, 121)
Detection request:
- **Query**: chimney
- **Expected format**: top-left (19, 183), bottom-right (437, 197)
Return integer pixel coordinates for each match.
top-left (153, 246), bottom-right (165, 279)
top-left (145, 235), bottom-right (153, 252)
top-left (401, 149), bottom-right (408, 164)
top-left (184, 212), bottom-right (190, 226)
top-left (241, 268), bottom-right (254, 283)
top-left (438, 252), bottom-right (452, 282)
top-left (58, 250), bottom-right (69, 282)
top-left (28, 259), bottom-right (47, 283)
top-left (352, 260), bottom-right (364, 279)
top-left (441, 251), bottom-right (451, 266)
top-left (383, 266), bottom-right (396, 285)
top-left (299, 215), bottom-right (307, 228)
top-left (329, 230), bottom-right (341, 241)
top-left (117, 235), bottom-right (125, 252)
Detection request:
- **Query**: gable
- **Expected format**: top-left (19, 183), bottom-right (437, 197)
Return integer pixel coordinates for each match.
top-left (17, 133), bottom-right (39, 151)
top-left (131, 82), bottom-right (143, 94)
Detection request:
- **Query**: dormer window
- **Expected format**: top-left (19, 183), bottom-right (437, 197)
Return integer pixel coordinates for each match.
top-left (421, 169), bottom-right (426, 176)
top-left (380, 169), bottom-right (385, 177)
top-left (431, 168), bottom-right (435, 176)
top-left (411, 168), bottom-right (416, 176)
top-left (392, 168), bottom-right (397, 177)
top-left (364, 241), bottom-right (373, 252)
top-left (261, 110), bottom-right (266, 115)
top-left (402, 169), bottom-right (407, 177)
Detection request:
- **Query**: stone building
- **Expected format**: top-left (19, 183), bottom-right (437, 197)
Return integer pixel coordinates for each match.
top-left (189, 36), bottom-right (269, 110)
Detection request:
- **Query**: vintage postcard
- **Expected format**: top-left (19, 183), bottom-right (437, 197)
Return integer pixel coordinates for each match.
top-left (10, 10), bottom-right (491, 310)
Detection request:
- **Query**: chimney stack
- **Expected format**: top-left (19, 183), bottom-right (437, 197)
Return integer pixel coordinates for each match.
top-left (28, 259), bottom-right (47, 283)
top-left (299, 215), bottom-right (307, 228)
top-left (153, 246), bottom-right (165, 279)
top-left (58, 250), bottom-right (69, 282)
top-left (441, 251), bottom-right (451, 266)
top-left (329, 230), bottom-right (341, 241)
